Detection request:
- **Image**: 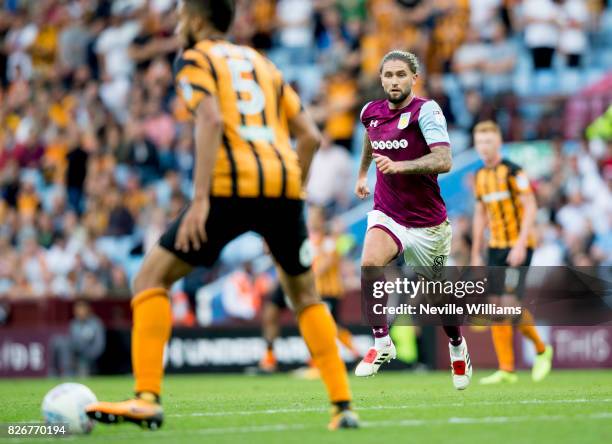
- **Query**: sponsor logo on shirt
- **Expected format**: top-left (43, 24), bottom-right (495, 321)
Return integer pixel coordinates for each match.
top-left (371, 139), bottom-right (409, 150)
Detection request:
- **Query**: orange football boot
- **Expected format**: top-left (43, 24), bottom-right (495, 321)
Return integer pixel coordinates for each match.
top-left (258, 349), bottom-right (277, 373)
top-left (86, 396), bottom-right (163, 430)
top-left (327, 406), bottom-right (359, 431)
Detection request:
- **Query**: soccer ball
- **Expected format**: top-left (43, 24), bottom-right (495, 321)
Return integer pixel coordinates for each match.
top-left (41, 383), bottom-right (97, 434)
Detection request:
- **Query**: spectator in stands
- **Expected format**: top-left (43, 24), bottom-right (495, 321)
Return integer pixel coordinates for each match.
top-left (16, 178), bottom-right (39, 221)
top-left (124, 121), bottom-right (160, 186)
top-left (469, 0), bottom-right (503, 39)
top-left (49, 300), bottom-right (106, 377)
top-left (104, 188), bottom-right (134, 237)
top-left (57, 11), bottom-right (90, 74)
top-left (0, 232), bottom-right (17, 295)
top-left (95, 13), bottom-right (140, 118)
top-left (522, 0), bottom-right (560, 70)
top-left (483, 21), bottom-right (518, 95)
top-left (453, 27), bottom-right (488, 91)
top-left (20, 235), bottom-right (49, 297)
top-left (4, 9), bottom-right (37, 82)
top-left (559, 0), bottom-right (590, 68)
top-left (276, 0), bottom-right (315, 65)
top-left (65, 134), bottom-right (88, 215)
top-left (425, 0), bottom-right (470, 75)
top-left (79, 272), bottom-right (107, 300)
top-left (306, 133), bottom-right (353, 214)
top-left (108, 265), bottom-right (130, 298)
top-left (46, 233), bottom-right (76, 279)
top-left (310, 68), bottom-right (358, 150)
top-left (12, 129), bottom-right (44, 169)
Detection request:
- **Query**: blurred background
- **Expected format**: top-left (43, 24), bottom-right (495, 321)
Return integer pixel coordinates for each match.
top-left (0, 0), bottom-right (610, 378)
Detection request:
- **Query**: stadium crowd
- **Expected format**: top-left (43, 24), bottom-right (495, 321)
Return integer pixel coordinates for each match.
top-left (0, 0), bottom-right (610, 300)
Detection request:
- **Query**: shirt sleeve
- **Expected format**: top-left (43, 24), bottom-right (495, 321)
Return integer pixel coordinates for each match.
top-left (281, 82), bottom-right (302, 120)
top-left (174, 49), bottom-right (218, 112)
top-left (359, 101), bottom-right (372, 125)
top-left (418, 100), bottom-right (451, 148)
top-left (474, 170), bottom-right (483, 201)
top-left (509, 168), bottom-right (533, 195)
top-left (266, 60), bottom-right (302, 120)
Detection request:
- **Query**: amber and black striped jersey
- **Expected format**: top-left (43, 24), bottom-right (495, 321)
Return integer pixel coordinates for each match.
top-left (312, 234), bottom-right (344, 298)
top-left (474, 159), bottom-right (536, 249)
top-left (174, 39), bottom-right (304, 199)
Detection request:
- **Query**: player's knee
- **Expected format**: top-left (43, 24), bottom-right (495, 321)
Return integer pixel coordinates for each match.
top-left (361, 255), bottom-right (386, 267)
top-left (288, 285), bottom-right (320, 314)
top-left (131, 267), bottom-right (169, 295)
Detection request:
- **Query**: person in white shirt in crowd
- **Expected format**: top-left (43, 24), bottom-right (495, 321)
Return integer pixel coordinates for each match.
top-left (483, 22), bottom-right (518, 95)
top-left (46, 234), bottom-right (76, 278)
top-left (559, 0), bottom-right (590, 67)
top-left (556, 186), bottom-right (591, 240)
top-left (20, 235), bottom-right (49, 297)
top-left (4, 11), bottom-right (38, 82)
top-left (95, 13), bottom-right (141, 121)
top-left (276, 0), bottom-right (314, 65)
top-left (306, 133), bottom-right (353, 214)
top-left (452, 28), bottom-right (489, 91)
top-left (521, 0), bottom-right (561, 70)
top-left (469, 0), bottom-right (503, 39)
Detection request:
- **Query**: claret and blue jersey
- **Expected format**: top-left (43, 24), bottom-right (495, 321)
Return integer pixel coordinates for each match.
top-left (360, 97), bottom-right (451, 229)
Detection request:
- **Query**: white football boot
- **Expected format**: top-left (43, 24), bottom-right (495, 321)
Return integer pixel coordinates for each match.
top-left (449, 337), bottom-right (472, 390)
top-left (354, 341), bottom-right (396, 377)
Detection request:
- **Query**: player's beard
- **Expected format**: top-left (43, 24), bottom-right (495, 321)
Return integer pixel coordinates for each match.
top-left (386, 87), bottom-right (411, 104)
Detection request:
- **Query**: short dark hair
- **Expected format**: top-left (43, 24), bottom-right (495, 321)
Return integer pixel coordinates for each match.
top-left (473, 120), bottom-right (501, 135)
top-left (379, 50), bottom-right (420, 74)
top-left (183, 0), bottom-right (235, 33)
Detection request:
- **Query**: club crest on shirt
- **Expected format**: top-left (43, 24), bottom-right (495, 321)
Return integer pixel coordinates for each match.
top-left (397, 112), bottom-right (411, 129)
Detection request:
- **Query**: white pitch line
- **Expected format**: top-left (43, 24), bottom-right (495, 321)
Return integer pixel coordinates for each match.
top-left (24, 412), bottom-right (612, 441)
top-left (169, 397), bottom-right (612, 418)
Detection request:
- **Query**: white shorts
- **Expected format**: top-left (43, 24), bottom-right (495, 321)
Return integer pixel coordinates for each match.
top-left (366, 210), bottom-right (452, 270)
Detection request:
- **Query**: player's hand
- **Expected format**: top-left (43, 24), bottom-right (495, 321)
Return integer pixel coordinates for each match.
top-left (175, 197), bottom-right (210, 253)
top-left (373, 153), bottom-right (401, 174)
top-left (507, 242), bottom-right (527, 267)
top-left (355, 176), bottom-right (370, 199)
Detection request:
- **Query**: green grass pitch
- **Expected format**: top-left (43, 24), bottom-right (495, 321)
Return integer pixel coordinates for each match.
top-left (1, 370), bottom-right (611, 444)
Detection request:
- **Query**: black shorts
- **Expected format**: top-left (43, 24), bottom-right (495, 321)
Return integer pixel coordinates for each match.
top-left (159, 197), bottom-right (310, 276)
top-left (322, 296), bottom-right (340, 321)
top-left (268, 285), bottom-right (341, 321)
top-left (487, 247), bottom-right (533, 296)
top-left (269, 284), bottom-right (288, 309)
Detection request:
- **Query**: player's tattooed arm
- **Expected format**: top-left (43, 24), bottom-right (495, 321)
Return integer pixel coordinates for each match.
top-left (355, 133), bottom-right (373, 199)
top-left (373, 146), bottom-right (452, 175)
top-left (358, 133), bottom-right (373, 178)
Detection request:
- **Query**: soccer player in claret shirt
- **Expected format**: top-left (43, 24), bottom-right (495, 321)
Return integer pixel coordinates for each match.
top-left (354, 50), bottom-right (472, 390)
top-left (471, 120), bottom-right (553, 384)
top-left (85, 0), bottom-right (358, 430)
